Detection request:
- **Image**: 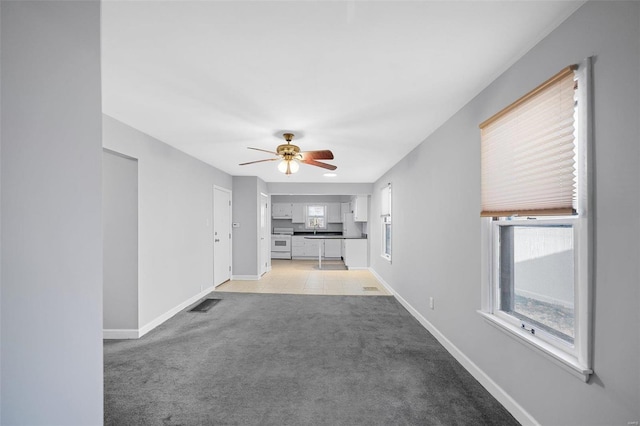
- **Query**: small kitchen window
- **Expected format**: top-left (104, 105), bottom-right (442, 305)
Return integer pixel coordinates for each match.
top-left (306, 205), bottom-right (326, 230)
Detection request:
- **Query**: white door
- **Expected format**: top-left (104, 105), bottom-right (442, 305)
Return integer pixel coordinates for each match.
top-left (260, 193), bottom-right (269, 275)
top-left (214, 187), bottom-right (232, 286)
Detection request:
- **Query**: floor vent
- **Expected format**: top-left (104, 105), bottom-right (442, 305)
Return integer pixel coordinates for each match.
top-left (362, 287), bottom-right (379, 292)
top-left (189, 298), bottom-right (221, 313)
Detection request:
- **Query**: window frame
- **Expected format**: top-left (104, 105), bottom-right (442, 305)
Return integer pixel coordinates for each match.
top-left (305, 204), bottom-right (327, 230)
top-left (491, 217), bottom-right (581, 354)
top-left (381, 215), bottom-right (391, 262)
top-left (479, 58), bottom-right (593, 381)
top-left (380, 183), bottom-right (392, 262)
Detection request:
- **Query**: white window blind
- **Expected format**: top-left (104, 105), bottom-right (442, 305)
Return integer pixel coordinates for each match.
top-left (380, 183), bottom-right (391, 216)
top-left (480, 65), bottom-right (578, 217)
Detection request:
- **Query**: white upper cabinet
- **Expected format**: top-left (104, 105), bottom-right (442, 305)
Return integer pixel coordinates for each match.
top-left (340, 202), bottom-right (350, 219)
top-left (326, 203), bottom-right (342, 223)
top-left (291, 203), bottom-right (305, 223)
top-left (272, 203), bottom-right (292, 219)
top-left (352, 195), bottom-right (368, 222)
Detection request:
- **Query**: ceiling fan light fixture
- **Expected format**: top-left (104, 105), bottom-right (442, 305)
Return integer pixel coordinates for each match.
top-left (241, 132), bottom-right (334, 174)
top-left (278, 159), bottom-right (299, 175)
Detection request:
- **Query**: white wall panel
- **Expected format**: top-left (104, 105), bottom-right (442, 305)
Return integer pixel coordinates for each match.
top-left (1, 2), bottom-right (103, 423)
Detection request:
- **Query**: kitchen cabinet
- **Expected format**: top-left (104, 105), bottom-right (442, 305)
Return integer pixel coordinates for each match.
top-left (324, 239), bottom-right (342, 258)
top-left (292, 236), bottom-right (305, 257)
top-left (326, 203), bottom-right (342, 223)
top-left (292, 236), bottom-right (324, 258)
top-left (305, 239), bottom-right (322, 257)
top-left (352, 195), bottom-right (368, 222)
top-left (343, 239), bottom-right (368, 269)
top-left (292, 203), bottom-right (305, 223)
top-left (272, 203), bottom-right (292, 219)
top-left (341, 202), bottom-right (350, 219)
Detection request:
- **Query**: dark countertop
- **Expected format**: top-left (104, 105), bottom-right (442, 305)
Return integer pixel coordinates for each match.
top-left (294, 231), bottom-right (343, 236)
top-left (303, 235), bottom-right (367, 240)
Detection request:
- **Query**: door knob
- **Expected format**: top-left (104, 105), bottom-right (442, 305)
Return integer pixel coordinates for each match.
top-left (215, 239), bottom-right (220, 242)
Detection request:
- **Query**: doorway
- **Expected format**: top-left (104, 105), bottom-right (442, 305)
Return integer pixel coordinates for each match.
top-left (260, 193), bottom-right (269, 276)
top-left (214, 186), bottom-right (232, 286)
top-left (102, 149), bottom-right (138, 334)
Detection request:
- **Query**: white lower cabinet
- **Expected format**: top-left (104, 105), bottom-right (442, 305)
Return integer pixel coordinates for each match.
top-left (324, 239), bottom-right (342, 258)
top-left (292, 236), bottom-right (364, 262)
top-left (292, 236), bottom-right (324, 258)
top-left (343, 239), bottom-right (368, 269)
top-left (304, 239), bottom-right (322, 257)
top-left (292, 236), bottom-right (304, 257)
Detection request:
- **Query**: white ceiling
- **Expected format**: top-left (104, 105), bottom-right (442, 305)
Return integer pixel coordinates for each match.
top-left (101, 0), bottom-right (583, 183)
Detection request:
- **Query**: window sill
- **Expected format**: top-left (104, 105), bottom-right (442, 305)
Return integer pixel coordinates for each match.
top-left (477, 311), bottom-right (592, 382)
top-left (380, 254), bottom-right (391, 263)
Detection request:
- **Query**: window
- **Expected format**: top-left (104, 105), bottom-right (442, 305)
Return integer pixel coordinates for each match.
top-left (380, 183), bottom-right (392, 261)
top-left (306, 205), bottom-right (326, 230)
top-left (382, 216), bottom-right (392, 260)
top-left (495, 222), bottom-right (576, 343)
top-left (479, 60), bottom-right (593, 381)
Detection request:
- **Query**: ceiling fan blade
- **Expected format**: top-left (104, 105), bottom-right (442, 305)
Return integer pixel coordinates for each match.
top-left (301, 150), bottom-right (334, 160)
top-left (248, 147), bottom-right (278, 155)
top-left (301, 158), bottom-right (337, 171)
top-left (239, 158), bottom-right (279, 166)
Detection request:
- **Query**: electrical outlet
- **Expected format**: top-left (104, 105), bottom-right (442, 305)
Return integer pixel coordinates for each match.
top-left (429, 297), bottom-right (435, 310)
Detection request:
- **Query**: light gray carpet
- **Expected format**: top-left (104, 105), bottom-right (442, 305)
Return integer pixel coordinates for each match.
top-left (104, 293), bottom-right (518, 425)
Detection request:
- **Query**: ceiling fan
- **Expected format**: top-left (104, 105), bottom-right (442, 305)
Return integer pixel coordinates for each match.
top-left (239, 133), bottom-right (336, 175)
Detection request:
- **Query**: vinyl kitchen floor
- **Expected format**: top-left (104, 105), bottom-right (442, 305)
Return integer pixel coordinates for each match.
top-left (214, 259), bottom-right (391, 296)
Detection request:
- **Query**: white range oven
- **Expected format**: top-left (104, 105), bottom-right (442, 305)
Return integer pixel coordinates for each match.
top-left (271, 227), bottom-right (294, 259)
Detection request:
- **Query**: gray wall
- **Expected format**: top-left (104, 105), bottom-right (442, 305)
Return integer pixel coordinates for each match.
top-left (103, 150), bottom-right (139, 330)
top-left (232, 176), bottom-right (259, 276)
top-left (258, 178), bottom-right (270, 272)
top-left (268, 182), bottom-right (373, 195)
top-left (231, 176), bottom-right (271, 277)
top-left (103, 115), bottom-right (232, 328)
top-left (0, 1), bottom-right (104, 424)
top-left (0, 4), bottom-right (3, 420)
top-left (370, 2), bottom-right (640, 425)
top-left (272, 195), bottom-right (351, 203)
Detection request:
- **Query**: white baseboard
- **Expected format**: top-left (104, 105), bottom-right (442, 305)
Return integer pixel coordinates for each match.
top-left (103, 329), bottom-right (140, 339)
top-left (346, 266), bottom-right (369, 270)
top-left (138, 285), bottom-right (215, 337)
top-left (368, 268), bottom-right (539, 426)
top-left (231, 275), bottom-right (260, 280)
top-left (368, 268), bottom-right (394, 295)
top-left (103, 285), bottom-right (216, 340)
